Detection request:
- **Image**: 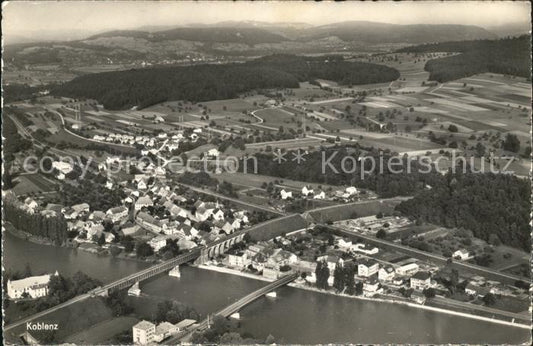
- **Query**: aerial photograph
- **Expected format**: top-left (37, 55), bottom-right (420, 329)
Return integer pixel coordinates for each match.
top-left (1, 1), bottom-right (531, 345)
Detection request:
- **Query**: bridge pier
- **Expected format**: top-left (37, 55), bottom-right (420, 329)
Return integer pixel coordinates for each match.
top-left (195, 249), bottom-right (209, 265)
top-left (266, 291), bottom-right (277, 298)
top-left (97, 289), bottom-right (109, 297)
top-left (169, 266), bottom-right (181, 278)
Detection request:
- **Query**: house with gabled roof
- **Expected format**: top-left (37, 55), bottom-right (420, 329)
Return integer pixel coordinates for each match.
top-left (301, 186), bottom-right (314, 196)
top-left (280, 189), bottom-right (293, 200)
top-left (136, 212), bottom-right (162, 233)
top-left (135, 196), bottom-right (153, 211)
top-left (195, 205), bottom-right (215, 222)
top-left (212, 208), bottom-right (225, 221)
top-left (106, 206), bottom-right (129, 223)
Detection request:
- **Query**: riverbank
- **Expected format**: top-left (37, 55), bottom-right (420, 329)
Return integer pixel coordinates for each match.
top-left (196, 264), bottom-right (531, 330)
top-left (4, 222), bottom-right (156, 265)
top-left (4, 222), bottom-right (57, 246)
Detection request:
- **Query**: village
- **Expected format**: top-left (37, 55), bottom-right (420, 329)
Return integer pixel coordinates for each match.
top-left (4, 86), bottom-right (530, 343)
top-left (2, 3), bottom-right (531, 342)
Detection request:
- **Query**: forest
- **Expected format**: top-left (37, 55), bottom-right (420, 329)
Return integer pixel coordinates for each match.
top-left (52, 55), bottom-right (399, 110)
top-left (247, 146), bottom-right (530, 251)
top-left (397, 35), bottom-right (531, 82)
top-left (396, 172), bottom-right (530, 251)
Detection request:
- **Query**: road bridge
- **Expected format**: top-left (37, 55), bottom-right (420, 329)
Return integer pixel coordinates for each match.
top-left (168, 272), bottom-right (299, 343)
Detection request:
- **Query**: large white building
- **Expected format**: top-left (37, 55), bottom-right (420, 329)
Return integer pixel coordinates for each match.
top-left (410, 271), bottom-right (432, 290)
top-left (228, 252), bottom-right (250, 268)
top-left (395, 262), bottom-right (419, 276)
top-left (7, 272), bottom-right (58, 299)
top-left (133, 320), bottom-right (156, 344)
top-left (357, 260), bottom-right (379, 278)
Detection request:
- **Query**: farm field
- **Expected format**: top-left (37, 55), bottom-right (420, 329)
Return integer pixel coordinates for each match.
top-left (253, 108), bottom-right (298, 127)
top-left (213, 171), bottom-right (341, 192)
top-left (3, 67), bottom-right (77, 85)
top-left (64, 316), bottom-right (139, 344)
top-left (46, 128), bottom-right (137, 154)
top-left (12, 174), bottom-right (56, 195)
top-left (289, 82), bottom-right (336, 99)
top-left (245, 137), bottom-right (325, 150)
top-left (359, 134), bottom-right (442, 153)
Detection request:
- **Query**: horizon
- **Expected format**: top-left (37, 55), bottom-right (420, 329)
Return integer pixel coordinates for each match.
top-left (2, 1), bottom-right (531, 43)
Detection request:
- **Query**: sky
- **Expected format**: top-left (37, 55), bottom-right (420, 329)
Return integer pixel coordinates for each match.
top-left (2, 1), bottom-right (531, 42)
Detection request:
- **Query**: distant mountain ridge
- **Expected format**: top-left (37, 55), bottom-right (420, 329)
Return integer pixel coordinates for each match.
top-left (4, 21), bottom-right (506, 69)
top-left (88, 27), bottom-right (288, 44)
top-left (299, 21), bottom-right (497, 43)
top-left (86, 20), bottom-right (496, 44)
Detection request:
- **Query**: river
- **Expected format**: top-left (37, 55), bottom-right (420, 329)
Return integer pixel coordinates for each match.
top-left (4, 232), bottom-right (530, 344)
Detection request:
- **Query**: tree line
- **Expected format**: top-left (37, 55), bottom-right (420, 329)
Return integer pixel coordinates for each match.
top-left (398, 35), bottom-right (531, 82)
top-left (4, 199), bottom-right (68, 245)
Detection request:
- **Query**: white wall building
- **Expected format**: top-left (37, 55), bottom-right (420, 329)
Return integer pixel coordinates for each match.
top-left (453, 249), bottom-right (471, 260)
top-left (132, 320), bottom-right (156, 344)
top-left (280, 189), bottom-right (293, 200)
top-left (358, 260), bottom-right (380, 277)
top-left (7, 272), bottom-right (58, 299)
top-left (395, 262), bottom-right (419, 276)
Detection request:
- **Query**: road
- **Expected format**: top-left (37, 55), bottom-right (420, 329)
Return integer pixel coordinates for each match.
top-left (43, 107), bottom-right (135, 149)
top-left (305, 196), bottom-right (410, 215)
top-left (176, 182), bottom-right (286, 216)
top-left (325, 224), bottom-right (528, 284)
top-left (430, 296), bottom-right (530, 323)
top-left (4, 293), bottom-right (91, 332)
top-left (8, 114), bottom-right (76, 158)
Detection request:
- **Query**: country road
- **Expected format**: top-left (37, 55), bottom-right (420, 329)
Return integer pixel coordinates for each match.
top-left (176, 182), bottom-right (286, 216)
top-left (44, 107), bottom-right (135, 149)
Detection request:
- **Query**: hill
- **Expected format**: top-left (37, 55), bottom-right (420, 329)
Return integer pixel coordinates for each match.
top-left (89, 27), bottom-right (288, 45)
top-left (4, 21), bottom-right (500, 67)
top-left (299, 21), bottom-right (496, 44)
top-left (52, 55), bottom-right (399, 110)
top-left (397, 35), bottom-right (531, 82)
